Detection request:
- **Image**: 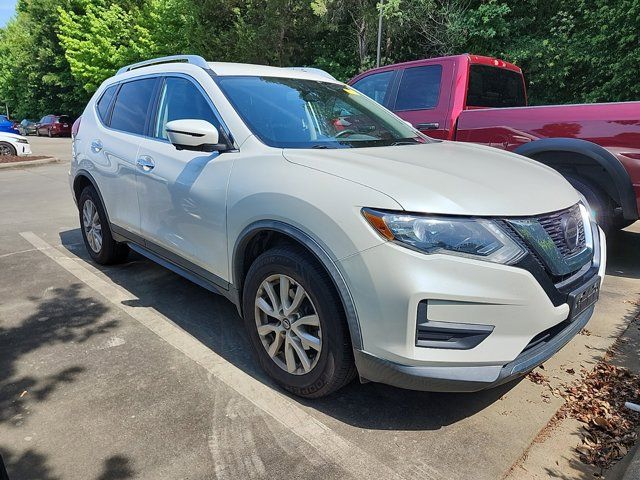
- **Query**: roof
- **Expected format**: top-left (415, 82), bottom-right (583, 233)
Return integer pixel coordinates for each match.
top-left (114, 55), bottom-right (340, 84)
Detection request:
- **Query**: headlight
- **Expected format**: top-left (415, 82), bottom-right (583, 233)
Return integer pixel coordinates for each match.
top-left (16, 138), bottom-right (28, 144)
top-left (362, 208), bottom-right (526, 264)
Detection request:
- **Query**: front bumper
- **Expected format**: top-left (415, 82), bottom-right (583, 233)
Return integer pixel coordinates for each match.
top-left (17, 142), bottom-right (32, 156)
top-left (354, 304), bottom-right (595, 392)
top-left (340, 226), bottom-right (606, 392)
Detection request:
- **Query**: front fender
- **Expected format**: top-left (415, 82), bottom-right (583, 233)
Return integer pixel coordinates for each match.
top-left (515, 138), bottom-right (638, 220)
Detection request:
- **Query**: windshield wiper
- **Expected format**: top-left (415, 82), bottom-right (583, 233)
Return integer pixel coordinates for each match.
top-left (311, 144), bottom-right (335, 149)
top-left (391, 140), bottom-right (420, 146)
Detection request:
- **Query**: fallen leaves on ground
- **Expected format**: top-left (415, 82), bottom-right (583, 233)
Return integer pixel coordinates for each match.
top-left (527, 370), bottom-right (549, 385)
top-left (556, 362), bottom-right (640, 470)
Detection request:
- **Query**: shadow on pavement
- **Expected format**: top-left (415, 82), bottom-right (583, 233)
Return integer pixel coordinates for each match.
top-left (0, 282), bottom-right (119, 427)
top-left (58, 228), bottom-right (518, 431)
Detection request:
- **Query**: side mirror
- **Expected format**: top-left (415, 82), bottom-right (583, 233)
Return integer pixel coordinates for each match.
top-left (165, 119), bottom-right (228, 152)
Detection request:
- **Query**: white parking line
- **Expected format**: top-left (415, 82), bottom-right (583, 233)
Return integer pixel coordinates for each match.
top-left (20, 231), bottom-right (423, 480)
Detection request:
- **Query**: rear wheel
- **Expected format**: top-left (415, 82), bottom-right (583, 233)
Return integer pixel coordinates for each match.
top-left (78, 186), bottom-right (129, 265)
top-left (242, 247), bottom-right (356, 398)
top-left (0, 142), bottom-right (16, 156)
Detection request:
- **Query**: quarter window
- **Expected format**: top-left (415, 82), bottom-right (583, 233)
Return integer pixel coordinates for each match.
top-left (395, 65), bottom-right (442, 111)
top-left (154, 77), bottom-right (219, 139)
top-left (96, 85), bottom-right (117, 123)
top-left (351, 71), bottom-right (394, 104)
top-left (110, 78), bottom-right (157, 135)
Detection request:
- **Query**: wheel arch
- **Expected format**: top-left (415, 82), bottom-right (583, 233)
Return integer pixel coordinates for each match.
top-left (514, 138), bottom-right (638, 220)
top-left (72, 171), bottom-right (112, 223)
top-left (232, 220), bottom-right (363, 349)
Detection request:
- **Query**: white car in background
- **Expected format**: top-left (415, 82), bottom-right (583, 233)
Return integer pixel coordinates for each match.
top-left (0, 132), bottom-right (32, 156)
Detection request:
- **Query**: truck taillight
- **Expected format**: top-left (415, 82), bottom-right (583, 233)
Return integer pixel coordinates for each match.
top-left (71, 116), bottom-right (81, 138)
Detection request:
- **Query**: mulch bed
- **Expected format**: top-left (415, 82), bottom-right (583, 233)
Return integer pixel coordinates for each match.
top-left (0, 155), bottom-right (49, 164)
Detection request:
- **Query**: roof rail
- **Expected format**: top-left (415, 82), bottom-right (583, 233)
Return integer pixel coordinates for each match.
top-left (286, 67), bottom-right (337, 81)
top-left (116, 55), bottom-right (211, 75)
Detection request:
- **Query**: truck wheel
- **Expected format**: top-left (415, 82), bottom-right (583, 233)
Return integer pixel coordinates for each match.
top-left (242, 246), bottom-right (356, 398)
top-left (566, 176), bottom-right (614, 233)
top-left (78, 186), bottom-right (129, 265)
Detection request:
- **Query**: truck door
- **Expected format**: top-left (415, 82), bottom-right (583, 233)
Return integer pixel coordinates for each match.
top-left (390, 62), bottom-right (453, 140)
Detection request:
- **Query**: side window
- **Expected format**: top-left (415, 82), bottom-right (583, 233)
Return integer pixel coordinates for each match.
top-left (351, 71), bottom-right (394, 105)
top-left (395, 65), bottom-right (443, 111)
top-left (154, 77), bottom-right (219, 139)
top-left (110, 78), bottom-right (157, 135)
top-left (96, 85), bottom-right (117, 124)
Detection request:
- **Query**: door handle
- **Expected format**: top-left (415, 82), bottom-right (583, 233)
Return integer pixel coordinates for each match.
top-left (416, 122), bottom-right (440, 130)
top-left (90, 139), bottom-right (103, 153)
top-left (136, 155), bottom-right (155, 172)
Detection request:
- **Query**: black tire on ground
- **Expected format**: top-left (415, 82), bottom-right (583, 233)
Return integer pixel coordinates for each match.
top-left (242, 246), bottom-right (357, 398)
top-left (565, 175), bottom-right (615, 233)
top-left (78, 186), bottom-right (129, 265)
top-left (0, 142), bottom-right (17, 156)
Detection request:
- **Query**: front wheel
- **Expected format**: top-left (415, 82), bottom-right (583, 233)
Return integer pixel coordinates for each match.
top-left (0, 142), bottom-right (17, 156)
top-left (78, 186), bottom-right (129, 264)
top-left (242, 247), bottom-right (356, 398)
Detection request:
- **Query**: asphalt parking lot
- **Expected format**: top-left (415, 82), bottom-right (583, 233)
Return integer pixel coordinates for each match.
top-left (1, 137), bottom-right (639, 480)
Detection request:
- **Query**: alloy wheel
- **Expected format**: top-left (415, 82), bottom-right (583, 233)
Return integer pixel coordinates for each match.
top-left (0, 143), bottom-right (13, 156)
top-left (254, 274), bottom-right (322, 375)
top-left (82, 199), bottom-right (103, 253)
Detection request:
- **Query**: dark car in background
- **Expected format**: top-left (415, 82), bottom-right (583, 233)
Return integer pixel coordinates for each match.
top-left (18, 119), bottom-right (38, 136)
top-left (36, 114), bottom-right (73, 137)
top-left (0, 115), bottom-right (19, 134)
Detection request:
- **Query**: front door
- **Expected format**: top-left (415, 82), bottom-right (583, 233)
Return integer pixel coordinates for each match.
top-left (136, 75), bottom-right (235, 283)
top-left (391, 61), bottom-right (453, 140)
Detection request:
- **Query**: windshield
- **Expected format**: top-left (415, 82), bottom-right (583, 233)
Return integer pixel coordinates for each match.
top-left (216, 76), bottom-right (427, 149)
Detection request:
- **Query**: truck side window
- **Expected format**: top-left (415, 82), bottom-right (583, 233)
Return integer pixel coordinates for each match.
top-left (467, 65), bottom-right (526, 108)
top-left (351, 71), bottom-right (394, 104)
top-left (395, 65), bottom-right (442, 111)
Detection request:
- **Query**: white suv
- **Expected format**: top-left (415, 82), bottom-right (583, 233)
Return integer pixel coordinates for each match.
top-left (70, 55), bottom-right (606, 398)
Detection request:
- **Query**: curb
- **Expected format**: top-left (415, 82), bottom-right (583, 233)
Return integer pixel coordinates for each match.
top-left (0, 156), bottom-right (60, 169)
top-left (622, 443), bottom-right (640, 480)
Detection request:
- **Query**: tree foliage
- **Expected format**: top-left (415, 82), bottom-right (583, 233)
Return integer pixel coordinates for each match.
top-left (0, 0), bottom-right (638, 119)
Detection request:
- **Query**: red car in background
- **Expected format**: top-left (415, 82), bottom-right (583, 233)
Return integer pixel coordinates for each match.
top-left (349, 54), bottom-right (640, 232)
top-left (36, 114), bottom-right (73, 137)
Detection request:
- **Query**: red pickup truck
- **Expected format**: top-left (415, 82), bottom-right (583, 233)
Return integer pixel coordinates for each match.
top-left (349, 54), bottom-right (640, 232)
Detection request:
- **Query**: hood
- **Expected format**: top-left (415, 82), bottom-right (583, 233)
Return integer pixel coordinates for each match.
top-left (283, 141), bottom-right (579, 216)
top-left (0, 132), bottom-right (24, 141)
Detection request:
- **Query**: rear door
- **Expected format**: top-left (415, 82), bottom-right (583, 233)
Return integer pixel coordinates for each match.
top-left (87, 77), bottom-right (159, 235)
top-left (390, 61), bottom-right (453, 139)
top-left (135, 75), bottom-right (235, 283)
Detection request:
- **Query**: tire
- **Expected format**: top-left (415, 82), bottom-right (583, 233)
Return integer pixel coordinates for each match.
top-left (566, 175), bottom-right (615, 233)
top-left (78, 186), bottom-right (129, 265)
top-left (242, 246), bottom-right (356, 398)
top-left (0, 142), bottom-right (17, 156)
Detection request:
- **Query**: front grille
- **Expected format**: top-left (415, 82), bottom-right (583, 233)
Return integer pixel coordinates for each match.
top-left (537, 205), bottom-right (585, 257)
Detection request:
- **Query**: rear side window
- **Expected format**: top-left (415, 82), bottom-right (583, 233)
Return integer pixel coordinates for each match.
top-left (351, 71), bottom-right (394, 104)
top-left (154, 77), bottom-right (219, 139)
top-left (97, 85), bottom-right (117, 123)
top-left (467, 65), bottom-right (526, 108)
top-left (110, 78), bottom-right (156, 135)
top-left (395, 65), bottom-right (442, 111)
